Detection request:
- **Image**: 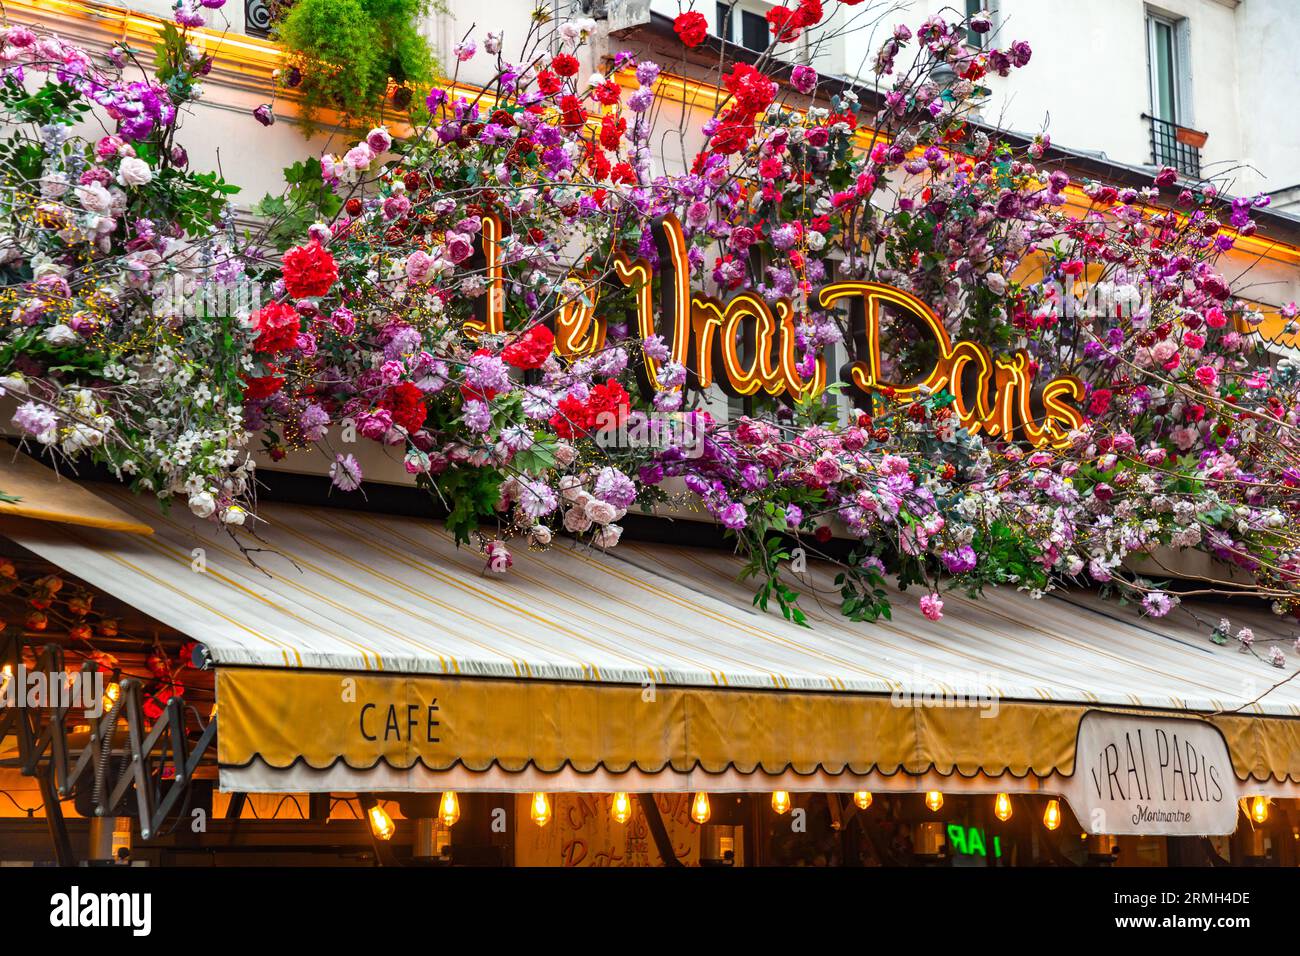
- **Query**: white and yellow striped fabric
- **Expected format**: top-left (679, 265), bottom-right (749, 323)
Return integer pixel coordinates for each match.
top-left (3, 483), bottom-right (1298, 718)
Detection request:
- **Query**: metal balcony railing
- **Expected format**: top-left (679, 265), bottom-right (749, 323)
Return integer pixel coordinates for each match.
top-left (1143, 113), bottom-right (1206, 179)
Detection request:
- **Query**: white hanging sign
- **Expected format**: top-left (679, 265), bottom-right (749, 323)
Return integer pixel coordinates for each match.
top-left (1061, 711), bottom-right (1240, 836)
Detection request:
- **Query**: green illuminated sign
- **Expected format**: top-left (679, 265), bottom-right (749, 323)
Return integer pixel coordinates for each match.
top-left (947, 824), bottom-right (1002, 858)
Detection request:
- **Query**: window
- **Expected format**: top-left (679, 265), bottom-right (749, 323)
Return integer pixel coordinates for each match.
top-left (715, 2), bottom-right (770, 52)
top-left (964, 0), bottom-right (991, 49)
top-left (740, 10), bottom-right (769, 51)
top-left (1147, 14), bottom-right (1181, 123)
top-left (1144, 10), bottom-right (1199, 175)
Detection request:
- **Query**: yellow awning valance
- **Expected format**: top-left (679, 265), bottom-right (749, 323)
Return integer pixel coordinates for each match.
top-left (214, 668), bottom-right (1300, 787)
top-left (0, 447), bottom-right (152, 534)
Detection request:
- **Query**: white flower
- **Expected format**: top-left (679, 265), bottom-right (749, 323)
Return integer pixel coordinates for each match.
top-left (41, 324), bottom-right (79, 346)
top-left (188, 491), bottom-right (216, 518)
top-left (220, 505), bottom-right (247, 526)
top-left (117, 156), bottom-right (152, 187)
top-left (593, 523), bottom-right (623, 549)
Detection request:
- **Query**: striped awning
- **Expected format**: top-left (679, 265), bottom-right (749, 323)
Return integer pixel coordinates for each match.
top-left (4, 483), bottom-right (1300, 793)
top-left (0, 447), bottom-right (152, 534)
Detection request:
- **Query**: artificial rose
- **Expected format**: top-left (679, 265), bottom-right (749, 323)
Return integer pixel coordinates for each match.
top-left (281, 240), bottom-right (338, 298)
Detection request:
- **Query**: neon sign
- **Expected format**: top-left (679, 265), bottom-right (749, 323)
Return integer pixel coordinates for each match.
top-left (467, 215), bottom-right (1083, 448)
top-left (947, 823), bottom-right (1003, 858)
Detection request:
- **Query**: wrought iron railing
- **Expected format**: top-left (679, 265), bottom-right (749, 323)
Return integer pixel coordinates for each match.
top-left (1143, 113), bottom-right (1205, 179)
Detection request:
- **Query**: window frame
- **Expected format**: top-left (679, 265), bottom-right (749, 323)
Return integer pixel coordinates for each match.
top-left (1145, 8), bottom-right (1193, 127)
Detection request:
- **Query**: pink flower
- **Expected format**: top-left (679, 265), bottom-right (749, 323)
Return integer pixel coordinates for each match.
top-left (812, 455), bottom-right (842, 485)
top-left (344, 144), bottom-right (374, 170)
top-left (919, 593), bottom-right (944, 622)
top-left (486, 540), bottom-right (512, 573)
top-left (1193, 364), bottom-right (1218, 389)
top-left (443, 231), bottom-right (474, 264)
top-left (790, 64), bottom-right (817, 95)
top-left (405, 250), bottom-right (434, 283)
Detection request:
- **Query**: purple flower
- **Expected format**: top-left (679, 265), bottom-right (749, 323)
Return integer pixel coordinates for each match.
top-left (253, 103), bottom-right (275, 127)
top-left (462, 399), bottom-right (492, 433)
top-left (719, 502), bottom-right (748, 531)
top-left (299, 403), bottom-right (331, 441)
top-left (465, 353), bottom-right (511, 394)
top-left (12, 401), bottom-right (57, 441)
top-left (330, 454), bottom-right (363, 491)
top-left (519, 480), bottom-right (558, 518)
top-left (1141, 591), bottom-right (1175, 618)
top-left (593, 466), bottom-right (637, 509)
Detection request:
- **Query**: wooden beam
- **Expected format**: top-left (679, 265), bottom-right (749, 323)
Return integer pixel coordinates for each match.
top-left (636, 794), bottom-right (683, 867)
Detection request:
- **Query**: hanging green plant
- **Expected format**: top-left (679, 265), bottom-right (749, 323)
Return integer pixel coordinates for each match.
top-left (273, 0), bottom-right (441, 133)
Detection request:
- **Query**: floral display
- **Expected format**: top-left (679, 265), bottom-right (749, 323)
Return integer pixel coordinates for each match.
top-left (2, 4), bottom-right (1299, 641)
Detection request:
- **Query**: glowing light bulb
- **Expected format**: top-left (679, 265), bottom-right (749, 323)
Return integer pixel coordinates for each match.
top-left (853, 791), bottom-right (872, 810)
top-left (367, 804), bottom-right (395, 841)
top-left (530, 792), bottom-right (552, 828)
top-left (925, 790), bottom-right (943, 812)
top-left (611, 792), bottom-right (632, 825)
top-left (438, 791), bottom-right (460, 827)
top-left (102, 681), bottom-right (120, 712)
top-left (771, 790), bottom-right (791, 815)
top-left (690, 791), bottom-right (711, 824)
top-left (1043, 798), bottom-right (1061, 831)
top-left (1251, 795), bottom-right (1269, 825)
top-left (994, 793), bottom-right (1012, 822)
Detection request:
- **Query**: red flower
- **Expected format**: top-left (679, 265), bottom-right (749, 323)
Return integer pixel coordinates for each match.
top-left (599, 114), bottom-right (626, 151)
top-left (767, 6), bottom-right (802, 42)
top-left (502, 325), bottom-right (555, 370)
top-left (250, 301), bottom-right (301, 354)
top-left (281, 239), bottom-right (338, 299)
top-left (674, 11), bottom-right (709, 47)
top-left (551, 53), bottom-right (580, 77)
top-left (537, 69), bottom-right (562, 95)
top-left (587, 148), bottom-right (611, 180)
top-left (242, 373), bottom-right (285, 400)
top-left (548, 378), bottom-right (630, 438)
top-left (610, 162), bottom-right (636, 184)
top-left (592, 80), bottom-right (622, 106)
top-left (795, 0), bottom-right (823, 27)
top-left (723, 62), bottom-right (777, 114)
top-left (710, 110), bottom-right (757, 155)
top-left (584, 378), bottom-right (631, 428)
top-left (1087, 388), bottom-right (1112, 416)
top-left (558, 95), bottom-right (587, 130)
top-left (380, 381), bottom-right (428, 433)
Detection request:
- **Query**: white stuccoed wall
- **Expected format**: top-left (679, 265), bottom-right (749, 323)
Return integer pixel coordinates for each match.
top-left (841, 0), bottom-right (1299, 198)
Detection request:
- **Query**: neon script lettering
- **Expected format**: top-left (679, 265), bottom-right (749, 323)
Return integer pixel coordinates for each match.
top-left (466, 216), bottom-right (1083, 448)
